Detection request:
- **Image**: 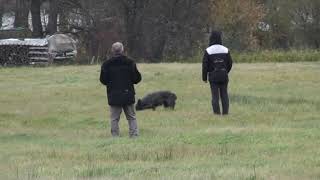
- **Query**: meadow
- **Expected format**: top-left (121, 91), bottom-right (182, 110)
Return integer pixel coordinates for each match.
top-left (0, 62), bottom-right (319, 179)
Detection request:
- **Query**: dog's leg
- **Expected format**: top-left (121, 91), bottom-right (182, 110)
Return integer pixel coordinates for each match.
top-left (163, 101), bottom-right (169, 108)
top-left (166, 100), bottom-right (175, 110)
top-left (172, 102), bottom-right (176, 110)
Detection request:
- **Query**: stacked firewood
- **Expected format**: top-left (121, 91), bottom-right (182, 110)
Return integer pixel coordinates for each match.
top-left (0, 45), bottom-right (29, 66)
top-left (28, 46), bottom-right (50, 65)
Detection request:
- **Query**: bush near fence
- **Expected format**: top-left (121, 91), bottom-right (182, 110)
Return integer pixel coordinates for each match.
top-left (162, 50), bottom-right (320, 63)
top-left (232, 50), bottom-right (320, 63)
top-left (72, 50), bottom-right (320, 64)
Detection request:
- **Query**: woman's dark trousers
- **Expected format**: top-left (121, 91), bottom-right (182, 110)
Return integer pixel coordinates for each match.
top-left (209, 82), bottom-right (229, 115)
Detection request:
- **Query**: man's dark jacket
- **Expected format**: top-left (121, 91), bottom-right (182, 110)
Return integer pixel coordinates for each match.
top-left (202, 31), bottom-right (233, 82)
top-left (100, 55), bottom-right (141, 106)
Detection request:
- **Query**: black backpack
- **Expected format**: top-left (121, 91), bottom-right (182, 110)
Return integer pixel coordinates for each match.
top-left (208, 58), bottom-right (228, 83)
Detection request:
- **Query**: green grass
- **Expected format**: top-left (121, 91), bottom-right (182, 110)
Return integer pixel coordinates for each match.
top-left (0, 62), bottom-right (320, 179)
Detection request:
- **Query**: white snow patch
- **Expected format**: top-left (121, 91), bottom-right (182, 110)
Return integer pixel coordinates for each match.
top-left (1, 13), bottom-right (15, 30)
top-left (0, 38), bottom-right (48, 46)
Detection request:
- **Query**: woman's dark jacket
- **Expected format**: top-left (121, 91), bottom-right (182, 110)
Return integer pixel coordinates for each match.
top-left (202, 31), bottom-right (233, 82)
top-left (100, 55), bottom-right (141, 106)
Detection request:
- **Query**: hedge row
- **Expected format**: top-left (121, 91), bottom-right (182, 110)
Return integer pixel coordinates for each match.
top-left (163, 50), bottom-right (320, 63)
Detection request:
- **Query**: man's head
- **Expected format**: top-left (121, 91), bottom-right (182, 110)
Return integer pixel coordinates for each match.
top-left (209, 31), bottom-right (222, 46)
top-left (111, 42), bottom-right (124, 56)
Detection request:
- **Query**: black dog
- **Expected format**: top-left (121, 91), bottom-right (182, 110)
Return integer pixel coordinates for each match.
top-left (136, 91), bottom-right (177, 111)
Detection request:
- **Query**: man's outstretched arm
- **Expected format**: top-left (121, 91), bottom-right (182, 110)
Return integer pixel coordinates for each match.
top-left (132, 63), bottom-right (142, 84)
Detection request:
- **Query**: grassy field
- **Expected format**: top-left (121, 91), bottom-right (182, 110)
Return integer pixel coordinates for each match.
top-left (0, 62), bottom-right (320, 180)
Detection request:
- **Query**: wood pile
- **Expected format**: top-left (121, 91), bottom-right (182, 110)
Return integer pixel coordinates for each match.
top-left (0, 45), bottom-right (51, 66)
top-left (28, 46), bottom-right (50, 65)
top-left (0, 38), bottom-right (50, 66)
top-left (0, 45), bottom-right (29, 65)
top-left (0, 34), bottom-right (77, 66)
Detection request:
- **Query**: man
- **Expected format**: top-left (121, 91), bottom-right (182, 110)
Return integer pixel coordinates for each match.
top-left (202, 31), bottom-right (233, 115)
top-left (100, 42), bottom-right (142, 137)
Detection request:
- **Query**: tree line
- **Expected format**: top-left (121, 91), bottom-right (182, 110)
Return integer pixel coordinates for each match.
top-left (0, 0), bottom-right (319, 62)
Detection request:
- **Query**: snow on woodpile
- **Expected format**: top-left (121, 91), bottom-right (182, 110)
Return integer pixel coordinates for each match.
top-left (0, 38), bottom-right (48, 46)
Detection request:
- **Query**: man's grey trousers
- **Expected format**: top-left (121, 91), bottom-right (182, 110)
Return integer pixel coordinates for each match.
top-left (109, 104), bottom-right (138, 137)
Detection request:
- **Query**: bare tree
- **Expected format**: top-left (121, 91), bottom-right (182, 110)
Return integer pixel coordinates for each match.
top-left (292, 0), bottom-right (320, 48)
top-left (31, 0), bottom-right (43, 37)
top-left (212, 0), bottom-right (265, 50)
top-left (47, 0), bottom-right (58, 34)
top-left (14, 0), bottom-right (30, 28)
top-left (115, 0), bottom-right (150, 59)
top-left (0, 5), bottom-right (3, 29)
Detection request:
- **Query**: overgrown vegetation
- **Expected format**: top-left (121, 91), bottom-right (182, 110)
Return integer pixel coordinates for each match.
top-left (1, 0), bottom-right (320, 62)
top-left (0, 62), bottom-right (319, 179)
top-left (232, 50), bottom-right (320, 63)
top-left (161, 50), bottom-right (320, 63)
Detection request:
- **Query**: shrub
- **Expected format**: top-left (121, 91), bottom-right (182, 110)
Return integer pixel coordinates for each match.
top-left (160, 49), bottom-right (320, 63)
